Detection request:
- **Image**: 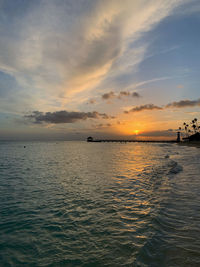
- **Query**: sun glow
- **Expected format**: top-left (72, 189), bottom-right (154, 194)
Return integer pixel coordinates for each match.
top-left (114, 120), bottom-right (145, 136)
top-left (134, 130), bottom-right (140, 135)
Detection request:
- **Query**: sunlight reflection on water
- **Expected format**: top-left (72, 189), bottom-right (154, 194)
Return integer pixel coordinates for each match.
top-left (0, 141), bottom-right (200, 266)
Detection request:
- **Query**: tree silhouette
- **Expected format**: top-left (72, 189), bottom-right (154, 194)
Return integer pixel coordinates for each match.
top-left (179, 118), bottom-right (200, 137)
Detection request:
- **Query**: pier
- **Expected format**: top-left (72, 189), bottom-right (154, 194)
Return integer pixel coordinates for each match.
top-left (87, 137), bottom-right (177, 143)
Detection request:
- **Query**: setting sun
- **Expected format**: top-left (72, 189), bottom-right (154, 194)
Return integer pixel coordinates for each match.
top-left (134, 130), bottom-right (140, 135)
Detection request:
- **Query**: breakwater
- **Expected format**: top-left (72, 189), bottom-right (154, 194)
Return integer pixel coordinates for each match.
top-left (87, 137), bottom-right (177, 143)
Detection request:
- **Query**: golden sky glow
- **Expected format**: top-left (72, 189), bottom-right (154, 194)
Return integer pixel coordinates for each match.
top-left (0, 0), bottom-right (200, 140)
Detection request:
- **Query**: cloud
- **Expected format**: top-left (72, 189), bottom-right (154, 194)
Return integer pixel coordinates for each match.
top-left (102, 90), bottom-right (141, 100)
top-left (118, 91), bottom-right (130, 97)
top-left (25, 110), bottom-right (111, 124)
top-left (87, 99), bottom-right (96, 104)
top-left (93, 123), bottom-right (112, 129)
top-left (132, 92), bottom-right (141, 98)
top-left (102, 91), bottom-right (116, 100)
top-left (118, 91), bottom-right (141, 98)
top-left (0, 0), bottom-right (187, 112)
top-left (124, 98), bottom-right (200, 114)
top-left (124, 104), bottom-right (162, 113)
top-left (166, 99), bottom-right (200, 108)
top-left (128, 76), bottom-right (174, 91)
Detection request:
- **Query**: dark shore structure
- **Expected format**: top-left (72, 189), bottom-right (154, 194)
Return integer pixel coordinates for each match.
top-left (177, 131), bottom-right (181, 142)
top-left (87, 137), bottom-right (94, 142)
top-left (179, 118), bottom-right (200, 143)
top-left (183, 132), bottom-right (200, 142)
top-left (87, 133), bottom-right (180, 143)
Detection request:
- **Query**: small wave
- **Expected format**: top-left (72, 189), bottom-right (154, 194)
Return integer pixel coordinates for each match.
top-left (168, 160), bottom-right (183, 175)
top-left (142, 159), bottom-right (183, 184)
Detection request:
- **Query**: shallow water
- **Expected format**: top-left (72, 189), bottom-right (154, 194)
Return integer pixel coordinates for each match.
top-left (0, 141), bottom-right (200, 266)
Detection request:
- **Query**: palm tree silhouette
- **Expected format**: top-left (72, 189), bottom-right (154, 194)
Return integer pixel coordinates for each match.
top-left (180, 118), bottom-right (200, 138)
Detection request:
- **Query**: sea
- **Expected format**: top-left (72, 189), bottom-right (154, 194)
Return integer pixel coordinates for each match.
top-left (0, 141), bottom-right (200, 266)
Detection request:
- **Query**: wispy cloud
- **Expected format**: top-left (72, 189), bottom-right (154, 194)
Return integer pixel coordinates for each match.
top-left (0, 0), bottom-right (187, 112)
top-left (129, 76), bottom-right (174, 90)
top-left (92, 123), bottom-right (112, 129)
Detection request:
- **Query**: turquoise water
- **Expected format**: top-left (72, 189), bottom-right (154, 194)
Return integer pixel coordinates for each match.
top-left (0, 141), bottom-right (200, 266)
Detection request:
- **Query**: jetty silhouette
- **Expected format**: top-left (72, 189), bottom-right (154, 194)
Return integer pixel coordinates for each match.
top-left (87, 135), bottom-right (179, 143)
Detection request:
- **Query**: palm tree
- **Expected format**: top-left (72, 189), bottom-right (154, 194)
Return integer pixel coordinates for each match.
top-left (191, 118), bottom-right (199, 133)
top-left (183, 123), bottom-right (190, 136)
top-left (194, 118), bottom-right (199, 132)
top-left (192, 123), bottom-right (197, 133)
top-left (180, 118), bottom-right (199, 137)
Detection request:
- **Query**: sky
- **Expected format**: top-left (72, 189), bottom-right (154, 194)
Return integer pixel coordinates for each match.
top-left (0, 0), bottom-right (200, 140)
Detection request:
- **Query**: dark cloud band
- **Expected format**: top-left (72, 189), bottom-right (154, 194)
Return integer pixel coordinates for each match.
top-left (124, 104), bottom-right (162, 113)
top-left (166, 99), bottom-right (200, 108)
top-left (25, 110), bottom-right (111, 124)
top-left (102, 91), bottom-right (141, 100)
top-left (102, 91), bottom-right (115, 100)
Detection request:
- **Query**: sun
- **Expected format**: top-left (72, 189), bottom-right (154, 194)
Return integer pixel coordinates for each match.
top-left (134, 130), bottom-right (140, 135)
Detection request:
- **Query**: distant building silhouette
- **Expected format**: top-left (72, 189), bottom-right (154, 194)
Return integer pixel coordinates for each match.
top-left (177, 131), bottom-right (181, 142)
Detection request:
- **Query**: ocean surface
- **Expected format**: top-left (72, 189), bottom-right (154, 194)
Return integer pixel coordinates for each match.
top-left (0, 141), bottom-right (200, 266)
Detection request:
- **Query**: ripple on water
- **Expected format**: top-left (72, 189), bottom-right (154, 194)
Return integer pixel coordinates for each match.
top-left (0, 141), bottom-right (200, 266)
